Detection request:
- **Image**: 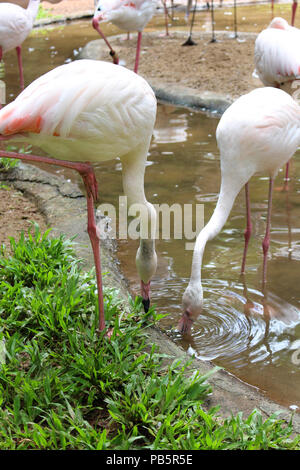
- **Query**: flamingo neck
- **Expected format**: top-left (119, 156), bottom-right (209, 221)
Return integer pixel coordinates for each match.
top-left (189, 177), bottom-right (243, 287)
top-left (27, 0), bottom-right (40, 24)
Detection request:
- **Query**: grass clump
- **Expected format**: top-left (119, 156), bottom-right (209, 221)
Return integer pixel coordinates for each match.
top-left (0, 226), bottom-right (299, 450)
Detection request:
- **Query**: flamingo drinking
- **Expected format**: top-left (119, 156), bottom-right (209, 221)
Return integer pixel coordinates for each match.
top-left (179, 87), bottom-right (300, 334)
top-left (0, 59), bottom-right (158, 333)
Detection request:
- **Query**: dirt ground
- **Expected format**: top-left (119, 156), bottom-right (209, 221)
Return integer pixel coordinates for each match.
top-left (0, 0), bottom-right (260, 249)
top-left (0, 185), bottom-right (46, 251)
top-left (98, 32), bottom-right (258, 99)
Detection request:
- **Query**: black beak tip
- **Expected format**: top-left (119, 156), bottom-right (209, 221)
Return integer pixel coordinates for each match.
top-left (142, 298), bottom-right (150, 313)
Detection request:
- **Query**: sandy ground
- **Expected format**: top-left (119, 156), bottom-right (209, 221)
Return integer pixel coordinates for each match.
top-left (95, 31), bottom-right (258, 99)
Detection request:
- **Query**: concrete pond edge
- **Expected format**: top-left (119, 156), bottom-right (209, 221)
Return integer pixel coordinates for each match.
top-left (1, 24), bottom-right (299, 432)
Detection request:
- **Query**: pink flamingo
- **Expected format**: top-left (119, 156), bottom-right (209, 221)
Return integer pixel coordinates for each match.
top-left (271, 0), bottom-right (297, 26)
top-left (0, 0), bottom-right (40, 91)
top-left (254, 17), bottom-right (300, 188)
top-left (92, 0), bottom-right (157, 73)
top-left (0, 59), bottom-right (158, 333)
top-left (179, 87), bottom-right (300, 334)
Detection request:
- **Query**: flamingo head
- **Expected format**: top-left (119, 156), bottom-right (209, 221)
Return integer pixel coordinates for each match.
top-left (92, 1), bottom-right (107, 29)
top-left (178, 283), bottom-right (203, 335)
top-left (269, 17), bottom-right (289, 30)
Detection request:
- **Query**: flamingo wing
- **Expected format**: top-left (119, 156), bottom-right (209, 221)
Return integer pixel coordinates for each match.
top-left (0, 60), bottom-right (157, 162)
top-left (254, 28), bottom-right (300, 87)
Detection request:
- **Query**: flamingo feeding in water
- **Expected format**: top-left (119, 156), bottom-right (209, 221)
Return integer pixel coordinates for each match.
top-left (0, 59), bottom-right (158, 333)
top-left (254, 17), bottom-right (300, 187)
top-left (179, 87), bottom-right (300, 334)
top-left (92, 0), bottom-right (157, 73)
top-left (0, 0), bottom-right (40, 91)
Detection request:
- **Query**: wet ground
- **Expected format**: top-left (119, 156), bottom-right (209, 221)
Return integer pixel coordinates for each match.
top-left (0, 4), bottom-right (300, 410)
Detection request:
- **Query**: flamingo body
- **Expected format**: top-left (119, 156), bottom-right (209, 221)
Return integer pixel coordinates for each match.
top-left (0, 0), bottom-right (40, 89)
top-left (0, 59), bottom-right (158, 331)
top-left (254, 17), bottom-right (300, 91)
top-left (0, 59), bottom-right (156, 162)
top-left (93, 0), bottom-right (157, 73)
top-left (94, 0), bottom-right (157, 32)
top-left (180, 87), bottom-right (300, 333)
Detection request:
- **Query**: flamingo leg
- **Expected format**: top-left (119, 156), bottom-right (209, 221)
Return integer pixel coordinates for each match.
top-left (284, 159), bottom-right (290, 191)
top-left (241, 182), bottom-right (252, 274)
top-left (92, 18), bottom-right (119, 65)
top-left (271, 0), bottom-right (274, 18)
top-left (134, 32), bottom-right (142, 73)
top-left (292, 0), bottom-right (298, 26)
top-left (0, 148), bottom-right (106, 333)
top-left (162, 0), bottom-right (170, 36)
top-left (15, 46), bottom-right (24, 90)
top-left (262, 177), bottom-right (274, 286)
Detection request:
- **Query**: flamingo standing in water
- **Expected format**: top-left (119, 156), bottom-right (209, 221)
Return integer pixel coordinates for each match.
top-left (0, 59), bottom-right (158, 333)
top-left (92, 0), bottom-right (157, 73)
top-left (271, 0), bottom-right (297, 26)
top-left (179, 87), bottom-right (300, 334)
top-left (0, 0), bottom-right (40, 90)
top-left (254, 17), bottom-right (300, 187)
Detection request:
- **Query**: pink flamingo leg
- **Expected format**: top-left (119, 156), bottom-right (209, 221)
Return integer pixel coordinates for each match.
top-left (162, 0), bottom-right (169, 36)
top-left (134, 31), bottom-right (142, 74)
top-left (16, 46), bottom-right (24, 90)
top-left (0, 147), bottom-right (106, 333)
top-left (284, 159), bottom-right (290, 191)
top-left (262, 178), bottom-right (274, 285)
top-left (92, 18), bottom-right (119, 65)
top-left (292, 0), bottom-right (298, 26)
top-left (241, 182), bottom-right (252, 274)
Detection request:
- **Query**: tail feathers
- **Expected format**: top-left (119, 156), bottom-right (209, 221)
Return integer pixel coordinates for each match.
top-left (0, 104), bottom-right (43, 135)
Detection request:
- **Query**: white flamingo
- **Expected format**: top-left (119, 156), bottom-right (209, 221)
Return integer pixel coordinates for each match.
top-left (254, 17), bottom-right (300, 187)
top-left (0, 59), bottom-right (158, 333)
top-left (0, 0), bottom-right (40, 90)
top-left (254, 17), bottom-right (300, 92)
top-left (179, 87), bottom-right (300, 334)
top-left (271, 0), bottom-right (297, 26)
top-left (92, 0), bottom-right (157, 73)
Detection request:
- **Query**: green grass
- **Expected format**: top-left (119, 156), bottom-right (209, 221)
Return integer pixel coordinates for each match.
top-left (36, 5), bottom-right (62, 21)
top-left (0, 226), bottom-right (299, 450)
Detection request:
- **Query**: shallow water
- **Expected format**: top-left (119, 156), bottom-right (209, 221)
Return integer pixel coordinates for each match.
top-left (1, 6), bottom-right (300, 409)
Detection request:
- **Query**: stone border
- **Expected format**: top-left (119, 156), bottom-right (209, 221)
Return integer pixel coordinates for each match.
top-left (1, 162), bottom-right (299, 432)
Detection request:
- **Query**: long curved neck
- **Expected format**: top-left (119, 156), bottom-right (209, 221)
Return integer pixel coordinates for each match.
top-left (189, 175), bottom-right (244, 286)
top-left (26, 0), bottom-right (40, 23)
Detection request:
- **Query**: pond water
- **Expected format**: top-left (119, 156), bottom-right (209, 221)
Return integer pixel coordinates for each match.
top-left (1, 5), bottom-right (300, 409)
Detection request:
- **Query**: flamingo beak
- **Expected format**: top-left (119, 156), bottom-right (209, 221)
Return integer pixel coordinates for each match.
top-left (177, 310), bottom-right (193, 335)
top-left (141, 280), bottom-right (151, 313)
top-left (92, 14), bottom-right (104, 30)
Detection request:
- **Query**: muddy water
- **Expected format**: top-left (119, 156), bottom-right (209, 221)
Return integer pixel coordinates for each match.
top-left (114, 104), bottom-right (300, 411)
top-left (1, 6), bottom-right (300, 409)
